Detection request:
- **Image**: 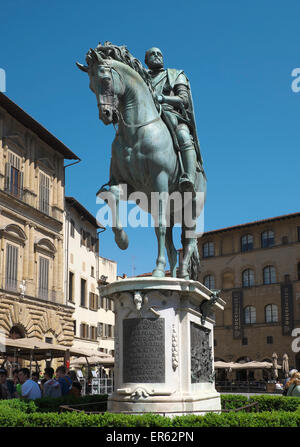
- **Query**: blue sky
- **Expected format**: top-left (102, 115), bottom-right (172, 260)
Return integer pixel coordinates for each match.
top-left (1, 1), bottom-right (299, 276)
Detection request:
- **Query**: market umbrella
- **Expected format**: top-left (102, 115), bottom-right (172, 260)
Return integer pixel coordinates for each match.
top-left (282, 353), bottom-right (289, 378)
top-left (272, 352), bottom-right (278, 379)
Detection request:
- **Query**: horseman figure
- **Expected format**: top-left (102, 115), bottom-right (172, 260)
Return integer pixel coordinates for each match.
top-left (145, 47), bottom-right (204, 195)
top-left (77, 42), bottom-right (207, 280)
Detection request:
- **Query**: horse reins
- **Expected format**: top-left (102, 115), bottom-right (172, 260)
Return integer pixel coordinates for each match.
top-left (100, 64), bottom-right (162, 129)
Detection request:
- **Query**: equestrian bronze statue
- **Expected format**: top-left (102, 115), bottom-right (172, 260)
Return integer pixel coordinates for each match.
top-left (77, 42), bottom-right (207, 280)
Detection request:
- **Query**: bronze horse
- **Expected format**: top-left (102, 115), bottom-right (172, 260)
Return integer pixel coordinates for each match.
top-left (77, 44), bottom-right (206, 279)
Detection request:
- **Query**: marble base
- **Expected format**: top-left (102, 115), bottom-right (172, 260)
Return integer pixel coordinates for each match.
top-left (103, 277), bottom-right (225, 416)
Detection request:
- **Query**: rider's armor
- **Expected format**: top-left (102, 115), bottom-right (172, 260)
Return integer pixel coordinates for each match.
top-left (148, 68), bottom-right (198, 193)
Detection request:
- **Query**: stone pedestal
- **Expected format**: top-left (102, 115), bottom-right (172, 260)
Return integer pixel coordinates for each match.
top-left (103, 277), bottom-right (225, 416)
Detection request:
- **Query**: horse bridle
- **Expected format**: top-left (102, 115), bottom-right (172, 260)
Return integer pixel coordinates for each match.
top-left (97, 63), bottom-right (162, 129)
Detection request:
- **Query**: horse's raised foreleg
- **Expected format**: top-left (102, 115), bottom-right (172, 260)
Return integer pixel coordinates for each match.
top-left (98, 184), bottom-right (129, 250)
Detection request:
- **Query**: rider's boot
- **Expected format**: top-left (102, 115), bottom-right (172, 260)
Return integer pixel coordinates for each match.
top-left (179, 147), bottom-right (197, 194)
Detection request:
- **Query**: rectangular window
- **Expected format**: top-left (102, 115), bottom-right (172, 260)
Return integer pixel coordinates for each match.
top-left (97, 322), bottom-right (103, 337)
top-left (73, 320), bottom-right (76, 336)
top-left (45, 337), bottom-right (53, 344)
top-left (90, 326), bottom-right (97, 341)
top-left (39, 172), bottom-right (50, 215)
top-left (91, 266), bottom-right (95, 278)
top-left (69, 271), bottom-right (74, 302)
top-left (70, 220), bottom-right (75, 238)
top-left (203, 242), bottom-right (214, 258)
top-left (89, 292), bottom-right (98, 311)
top-left (242, 337), bottom-right (248, 345)
top-left (267, 336), bottom-right (273, 344)
top-left (39, 257), bottom-right (49, 300)
top-left (80, 279), bottom-right (86, 306)
top-left (80, 323), bottom-right (89, 339)
top-left (5, 244), bottom-right (19, 291)
top-left (5, 152), bottom-right (23, 199)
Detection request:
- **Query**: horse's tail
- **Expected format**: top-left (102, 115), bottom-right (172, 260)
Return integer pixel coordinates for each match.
top-left (189, 241), bottom-right (200, 281)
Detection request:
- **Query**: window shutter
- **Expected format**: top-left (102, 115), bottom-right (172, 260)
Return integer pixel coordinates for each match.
top-left (19, 171), bottom-right (23, 198)
top-left (5, 162), bottom-right (11, 191)
top-left (6, 244), bottom-right (18, 290)
top-left (39, 257), bottom-right (49, 300)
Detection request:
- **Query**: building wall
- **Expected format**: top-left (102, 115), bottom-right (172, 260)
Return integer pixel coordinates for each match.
top-left (198, 214), bottom-right (300, 371)
top-left (65, 203), bottom-right (116, 356)
top-left (0, 105), bottom-right (74, 346)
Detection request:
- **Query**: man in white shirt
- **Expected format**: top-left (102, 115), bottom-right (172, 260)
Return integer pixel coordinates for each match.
top-left (18, 368), bottom-right (41, 400)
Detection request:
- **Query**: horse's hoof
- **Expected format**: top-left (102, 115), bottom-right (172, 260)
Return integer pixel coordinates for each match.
top-left (114, 229), bottom-right (129, 250)
top-left (152, 268), bottom-right (165, 278)
top-left (177, 270), bottom-right (190, 280)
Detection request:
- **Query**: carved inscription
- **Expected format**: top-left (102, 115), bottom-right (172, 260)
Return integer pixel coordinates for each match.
top-left (123, 318), bottom-right (165, 383)
top-left (190, 322), bottom-right (214, 383)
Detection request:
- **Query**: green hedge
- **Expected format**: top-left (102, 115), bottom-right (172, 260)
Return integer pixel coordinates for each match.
top-left (34, 394), bottom-right (108, 413)
top-left (0, 410), bottom-right (300, 427)
top-left (248, 395), bottom-right (300, 412)
top-left (221, 394), bottom-right (249, 410)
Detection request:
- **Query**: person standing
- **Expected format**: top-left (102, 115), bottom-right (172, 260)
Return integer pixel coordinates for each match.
top-left (18, 368), bottom-right (41, 400)
top-left (0, 368), bottom-right (10, 399)
top-left (287, 372), bottom-right (300, 397)
top-left (43, 367), bottom-right (62, 398)
top-left (55, 366), bottom-right (72, 396)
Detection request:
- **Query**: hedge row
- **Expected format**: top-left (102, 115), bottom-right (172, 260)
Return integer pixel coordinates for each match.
top-left (0, 409), bottom-right (300, 427)
top-left (34, 394), bottom-right (108, 412)
top-left (248, 395), bottom-right (300, 412)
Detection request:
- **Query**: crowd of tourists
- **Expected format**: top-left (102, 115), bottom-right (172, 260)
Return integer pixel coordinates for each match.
top-left (0, 365), bottom-right (82, 400)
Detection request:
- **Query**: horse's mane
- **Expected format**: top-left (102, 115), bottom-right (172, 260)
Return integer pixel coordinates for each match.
top-left (87, 42), bottom-right (159, 108)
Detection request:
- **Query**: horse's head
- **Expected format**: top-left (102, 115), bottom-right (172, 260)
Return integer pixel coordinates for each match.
top-left (76, 49), bottom-right (123, 125)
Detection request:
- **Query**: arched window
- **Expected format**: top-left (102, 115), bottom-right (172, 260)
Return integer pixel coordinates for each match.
top-left (242, 269), bottom-right (254, 288)
top-left (203, 242), bottom-right (214, 258)
top-left (241, 234), bottom-right (253, 252)
top-left (204, 274), bottom-right (215, 290)
top-left (244, 306), bottom-right (256, 324)
top-left (265, 304), bottom-right (278, 323)
top-left (263, 266), bottom-right (276, 284)
top-left (261, 230), bottom-right (275, 248)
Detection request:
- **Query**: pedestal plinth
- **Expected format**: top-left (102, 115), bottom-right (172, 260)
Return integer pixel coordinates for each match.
top-left (102, 277), bottom-right (225, 416)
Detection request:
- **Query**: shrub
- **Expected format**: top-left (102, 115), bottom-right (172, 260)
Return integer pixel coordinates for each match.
top-left (0, 410), bottom-right (300, 427)
top-left (248, 395), bottom-right (300, 412)
top-left (0, 398), bottom-right (37, 413)
top-left (221, 394), bottom-right (248, 410)
top-left (34, 394), bottom-right (108, 412)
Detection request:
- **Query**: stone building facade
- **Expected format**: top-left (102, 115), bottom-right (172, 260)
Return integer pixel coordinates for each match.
top-left (0, 93), bottom-right (80, 347)
top-left (65, 197), bottom-right (116, 357)
top-left (198, 212), bottom-right (300, 377)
